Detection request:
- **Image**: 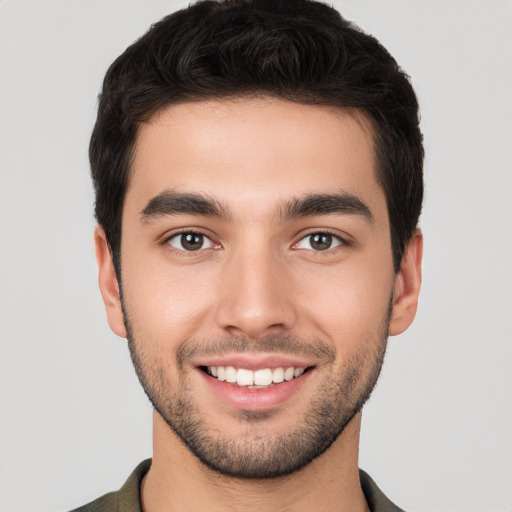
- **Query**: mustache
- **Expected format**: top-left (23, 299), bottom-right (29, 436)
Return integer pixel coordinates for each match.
top-left (177, 334), bottom-right (336, 369)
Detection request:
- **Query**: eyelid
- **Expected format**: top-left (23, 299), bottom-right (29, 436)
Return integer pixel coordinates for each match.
top-left (292, 229), bottom-right (349, 251)
top-left (162, 228), bottom-right (221, 252)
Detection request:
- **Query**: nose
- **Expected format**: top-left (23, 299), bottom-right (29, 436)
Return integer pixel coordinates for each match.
top-left (215, 247), bottom-right (297, 340)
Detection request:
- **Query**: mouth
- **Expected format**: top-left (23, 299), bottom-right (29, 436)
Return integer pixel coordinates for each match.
top-left (200, 365), bottom-right (312, 389)
top-left (194, 354), bottom-right (317, 410)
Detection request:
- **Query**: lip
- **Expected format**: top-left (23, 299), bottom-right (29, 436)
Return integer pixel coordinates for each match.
top-left (193, 353), bottom-right (314, 371)
top-left (196, 365), bottom-right (314, 411)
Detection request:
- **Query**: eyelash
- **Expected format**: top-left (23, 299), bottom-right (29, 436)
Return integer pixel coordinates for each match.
top-left (292, 230), bottom-right (348, 252)
top-left (163, 230), bottom-right (219, 254)
top-left (162, 229), bottom-right (348, 255)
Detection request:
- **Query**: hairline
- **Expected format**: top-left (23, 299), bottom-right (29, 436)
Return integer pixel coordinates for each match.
top-left (126, 92), bottom-right (384, 215)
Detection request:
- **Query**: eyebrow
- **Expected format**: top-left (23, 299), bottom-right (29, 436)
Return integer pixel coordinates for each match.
top-left (140, 190), bottom-right (373, 224)
top-left (140, 191), bottom-right (231, 223)
top-left (279, 193), bottom-right (373, 223)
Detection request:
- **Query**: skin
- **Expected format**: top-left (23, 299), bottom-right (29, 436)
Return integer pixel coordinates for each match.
top-left (95, 97), bottom-right (422, 512)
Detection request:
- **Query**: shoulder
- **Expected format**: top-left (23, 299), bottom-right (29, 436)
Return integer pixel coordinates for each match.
top-left (67, 459), bottom-right (151, 512)
top-left (68, 491), bottom-right (118, 512)
top-left (359, 469), bottom-right (406, 512)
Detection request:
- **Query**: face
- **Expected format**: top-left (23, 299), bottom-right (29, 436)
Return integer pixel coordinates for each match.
top-left (96, 97), bottom-right (422, 479)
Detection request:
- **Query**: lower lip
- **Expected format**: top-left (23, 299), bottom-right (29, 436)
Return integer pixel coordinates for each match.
top-left (197, 369), bottom-right (313, 411)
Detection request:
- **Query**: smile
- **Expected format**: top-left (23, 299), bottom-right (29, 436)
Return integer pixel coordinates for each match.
top-left (204, 365), bottom-right (308, 388)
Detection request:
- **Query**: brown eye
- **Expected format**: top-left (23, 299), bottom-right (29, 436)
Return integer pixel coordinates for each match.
top-left (310, 233), bottom-right (332, 251)
top-left (295, 232), bottom-right (342, 251)
top-left (168, 232), bottom-right (214, 251)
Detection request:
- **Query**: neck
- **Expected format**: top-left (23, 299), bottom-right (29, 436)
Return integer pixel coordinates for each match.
top-left (141, 411), bottom-right (369, 512)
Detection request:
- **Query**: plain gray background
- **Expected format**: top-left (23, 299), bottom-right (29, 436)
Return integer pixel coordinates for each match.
top-left (1, 1), bottom-right (511, 511)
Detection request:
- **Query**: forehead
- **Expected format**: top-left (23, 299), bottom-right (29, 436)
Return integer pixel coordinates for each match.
top-left (126, 97), bottom-right (386, 223)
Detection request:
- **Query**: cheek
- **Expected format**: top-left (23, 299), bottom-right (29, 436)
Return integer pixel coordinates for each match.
top-left (298, 262), bottom-right (393, 345)
top-left (121, 257), bottom-right (218, 343)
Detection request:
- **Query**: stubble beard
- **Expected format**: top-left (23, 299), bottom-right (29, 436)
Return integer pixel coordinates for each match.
top-left (124, 307), bottom-right (389, 480)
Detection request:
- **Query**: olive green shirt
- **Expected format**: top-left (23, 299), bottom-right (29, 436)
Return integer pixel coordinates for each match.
top-left (70, 459), bottom-right (405, 512)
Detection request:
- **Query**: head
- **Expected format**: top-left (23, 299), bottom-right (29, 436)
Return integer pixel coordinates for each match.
top-left (92, 0), bottom-right (423, 480)
top-left (90, 0), bottom-right (423, 277)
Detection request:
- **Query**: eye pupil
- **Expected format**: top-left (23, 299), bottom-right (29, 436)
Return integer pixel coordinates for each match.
top-left (182, 233), bottom-right (203, 251)
top-left (310, 233), bottom-right (332, 251)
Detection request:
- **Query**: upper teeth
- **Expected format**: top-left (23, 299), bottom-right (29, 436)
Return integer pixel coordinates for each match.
top-left (207, 366), bottom-right (305, 387)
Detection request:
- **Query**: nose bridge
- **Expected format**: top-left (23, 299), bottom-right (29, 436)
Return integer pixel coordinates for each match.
top-left (216, 238), bottom-right (295, 338)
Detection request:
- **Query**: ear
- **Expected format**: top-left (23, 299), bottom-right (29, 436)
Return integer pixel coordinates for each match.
top-left (94, 226), bottom-right (127, 338)
top-left (389, 229), bottom-right (423, 336)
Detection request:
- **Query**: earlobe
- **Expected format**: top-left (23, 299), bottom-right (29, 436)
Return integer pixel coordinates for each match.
top-left (388, 229), bottom-right (423, 336)
top-left (94, 226), bottom-right (127, 338)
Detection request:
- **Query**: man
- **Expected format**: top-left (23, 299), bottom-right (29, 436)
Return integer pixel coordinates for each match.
top-left (76, 0), bottom-right (423, 510)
